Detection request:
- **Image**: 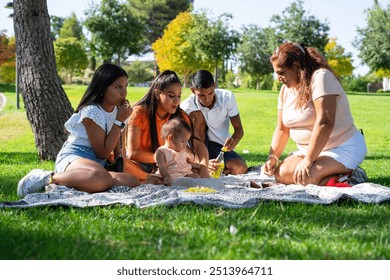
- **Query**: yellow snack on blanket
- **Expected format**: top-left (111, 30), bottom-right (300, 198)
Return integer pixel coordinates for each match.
top-left (184, 186), bottom-right (217, 193)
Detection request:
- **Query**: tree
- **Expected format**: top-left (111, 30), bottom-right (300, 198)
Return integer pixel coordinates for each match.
top-left (324, 38), bottom-right (353, 77)
top-left (84, 0), bottom-right (145, 65)
top-left (54, 13), bottom-right (88, 84)
top-left (0, 31), bottom-right (16, 83)
top-left (354, 0), bottom-right (390, 72)
top-left (125, 60), bottom-right (155, 85)
top-left (13, 0), bottom-right (73, 160)
top-left (59, 12), bottom-right (84, 40)
top-left (54, 37), bottom-right (88, 84)
top-left (270, 0), bottom-right (330, 51)
top-left (237, 25), bottom-right (274, 89)
top-left (152, 11), bottom-right (212, 86)
top-left (50, 15), bottom-right (64, 40)
top-left (188, 11), bottom-right (239, 84)
top-left (129, 0), bottom-right (192, 52)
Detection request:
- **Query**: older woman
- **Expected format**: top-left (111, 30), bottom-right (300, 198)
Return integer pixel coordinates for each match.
top-left (262, 42), bottom-right (367, 186)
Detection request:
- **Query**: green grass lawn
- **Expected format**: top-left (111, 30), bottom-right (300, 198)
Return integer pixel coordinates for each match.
top-left (0, 84), bottom-right (389, 260)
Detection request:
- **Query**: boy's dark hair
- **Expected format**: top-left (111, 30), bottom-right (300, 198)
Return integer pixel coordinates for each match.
top-left (161, 118), bottom-right (191, 140)
top-left (191, 70), bottom-right (214, 89)
top-left (76, 63), bottom-right (128, 112)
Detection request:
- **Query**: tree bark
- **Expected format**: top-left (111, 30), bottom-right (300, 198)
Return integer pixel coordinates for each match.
top-left (13, 0), bottom-right (73, 160)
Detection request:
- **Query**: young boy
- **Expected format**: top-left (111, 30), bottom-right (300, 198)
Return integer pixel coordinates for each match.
top-left (181, 70), bottom-right (247, 175)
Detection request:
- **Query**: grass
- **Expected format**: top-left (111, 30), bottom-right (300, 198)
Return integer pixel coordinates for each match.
top-left (0, 83), bottom-right (389, 260)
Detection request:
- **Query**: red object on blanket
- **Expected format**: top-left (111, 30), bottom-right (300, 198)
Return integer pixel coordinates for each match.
top-left (325, 175), bottom-right (352, 188)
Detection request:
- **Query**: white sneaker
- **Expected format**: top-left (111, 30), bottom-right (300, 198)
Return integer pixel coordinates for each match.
top-left (17, 169), bottom-right (53, 197)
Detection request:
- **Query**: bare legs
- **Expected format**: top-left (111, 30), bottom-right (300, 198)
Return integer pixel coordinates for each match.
top-left (225, 159), bottom-right (248, 175)
top-left (52, 158), bottom-right (139, 193)
top-left (275, 155), bottom-right (352, 185)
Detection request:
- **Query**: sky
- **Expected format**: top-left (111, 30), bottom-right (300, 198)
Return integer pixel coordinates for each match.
top-left (1, 0), bottom-right (388, 75)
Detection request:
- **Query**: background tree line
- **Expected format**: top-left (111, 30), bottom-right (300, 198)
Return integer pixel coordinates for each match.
top-left (2, 0), bottom-right (389, 90)
top-left (1, 0), bottom-right (389, 160)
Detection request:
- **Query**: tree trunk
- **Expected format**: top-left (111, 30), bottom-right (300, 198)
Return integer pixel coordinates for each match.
top-left (13, 0), bottom-right (73, 160)
top-left (214, 60), bottom-right (219, 88)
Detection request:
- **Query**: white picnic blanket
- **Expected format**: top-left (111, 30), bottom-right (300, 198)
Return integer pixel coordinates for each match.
top-left (1, 173), bottom-right (389, 208)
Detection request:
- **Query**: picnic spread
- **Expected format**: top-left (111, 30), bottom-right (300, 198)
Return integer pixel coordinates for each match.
top-left (1, 172), bottom-right (389, 208)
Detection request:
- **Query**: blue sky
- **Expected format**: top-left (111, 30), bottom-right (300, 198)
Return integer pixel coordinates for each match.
top-left (1, 0), bottom-right (388, 75)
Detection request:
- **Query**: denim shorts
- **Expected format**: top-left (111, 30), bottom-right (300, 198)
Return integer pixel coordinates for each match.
top-left (55, 141), bottom-right (106, 173)
top-left (207, 140), bottom-right (245, 164)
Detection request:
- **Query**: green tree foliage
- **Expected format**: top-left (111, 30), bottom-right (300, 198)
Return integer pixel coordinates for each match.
top-left (125, 60), bottom-right (155, 85)
top-left (152, 11), bottom-right (212, 86)
top-left (237, 24), bottom-right (274, 89)
top-left (54, 37), bottom-right (88, 84)
top-left (270, 0), bottom-right (330, 51)
top-left (0, 32), bottom-right (16, 83)
top-left (59, 12), bottom-right (84, 40)
top-left (354, 0), bottom-right (390, 72)
top-left (84, 0), bottom-right (145, 65)
top-left (188, 11), bottom-right (239, 84)
top-left (50, 15), bottom-right (65, 40)
top-left (129, 0), bottom-right (192, 52)
top-left (324, 38), bottom-right (353, 77)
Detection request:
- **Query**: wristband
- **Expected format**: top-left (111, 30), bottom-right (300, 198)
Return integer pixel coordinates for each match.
top-left (267, 154), bottom-right (279, 163)
top-left (113, 119), bottom-right (125, 129)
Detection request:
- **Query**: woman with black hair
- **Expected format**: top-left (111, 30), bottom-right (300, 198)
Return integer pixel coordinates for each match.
top-left (17, 63), bottom-right (139, 197)
top-left (125, 70), bottom-right (209, 181)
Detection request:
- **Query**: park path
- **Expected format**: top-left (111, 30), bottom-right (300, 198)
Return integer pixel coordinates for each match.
top-left (0, 92), bottom-right (5, 111)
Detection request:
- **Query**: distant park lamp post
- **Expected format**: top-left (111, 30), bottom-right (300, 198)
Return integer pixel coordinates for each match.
top-left (5, 1), bottom-right (20, 109)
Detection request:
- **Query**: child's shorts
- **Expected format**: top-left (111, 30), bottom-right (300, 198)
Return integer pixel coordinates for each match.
top-left (55, 141), bottom-right (106, 173)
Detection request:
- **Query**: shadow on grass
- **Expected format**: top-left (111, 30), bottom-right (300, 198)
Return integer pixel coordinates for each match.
top-left (0, 152), bottom-right (42, 165)
top-left (1, 202), bottom-right (389, 260)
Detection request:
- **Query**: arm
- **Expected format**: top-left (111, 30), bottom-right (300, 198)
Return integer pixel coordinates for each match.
top-left (262, 110), bottom-right (290, 176)
top-left (127, 124), bottom-right (155, 163)
top-left (155, 149), bottom-right (173, 186)
top-left (294, 95), bottom-right (336, 184)
top-left (85, 101), bottom-right (132, 159)
top-left (183, 110), bottom-right (209, 177)
top-left (84, 118), bottom-right (122, 160)
top-left (223, 115), bottom-right (244, 151)
top-left (191, 137), bottom-right (209, 178)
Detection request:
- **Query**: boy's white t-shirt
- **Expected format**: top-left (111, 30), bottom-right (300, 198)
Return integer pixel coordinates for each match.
top-left (278, 68), bottom-right (357, 150)
top-left (181, 89), bottom-right (239, 146)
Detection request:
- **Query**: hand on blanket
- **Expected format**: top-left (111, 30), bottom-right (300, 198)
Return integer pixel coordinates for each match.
top-left (262, 158), bottom-right (277, 176)
top-left (293, 158), bottom-right (313, 185)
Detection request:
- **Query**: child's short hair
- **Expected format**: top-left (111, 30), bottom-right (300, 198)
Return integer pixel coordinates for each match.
top-left (161, 118), bottom-right (191, 139)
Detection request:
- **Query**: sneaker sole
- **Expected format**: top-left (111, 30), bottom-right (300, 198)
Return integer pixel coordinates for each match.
top-left (17, 169), bottom-right (44, 197)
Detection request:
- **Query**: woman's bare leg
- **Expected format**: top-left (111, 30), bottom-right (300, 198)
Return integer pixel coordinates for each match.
top-left (52, 158), bottom-right (120, 193)
top-left (276, 155), bottom-right (352, 185)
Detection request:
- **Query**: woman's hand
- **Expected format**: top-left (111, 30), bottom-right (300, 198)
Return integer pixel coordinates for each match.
top-left (293, 158), bottom-right (314, 185)
top-left (262, 158), bottom-right (277, 176)
top-left (117, 100), bottom-right (133, 122)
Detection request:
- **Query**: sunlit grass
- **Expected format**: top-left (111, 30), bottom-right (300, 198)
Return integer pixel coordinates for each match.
top-left (0, 84), bottom-right (389, 260)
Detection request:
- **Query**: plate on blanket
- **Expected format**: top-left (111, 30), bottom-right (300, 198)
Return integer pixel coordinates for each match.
top-left (183, 186), bottom-right (219, 194)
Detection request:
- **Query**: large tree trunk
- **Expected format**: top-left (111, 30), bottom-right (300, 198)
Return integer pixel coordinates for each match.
top-left (13, 0), bottom-right (73, 160)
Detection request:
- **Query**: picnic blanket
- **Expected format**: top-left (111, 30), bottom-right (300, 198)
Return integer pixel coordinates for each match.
top-left (1, 173), bottom-right (390, 208)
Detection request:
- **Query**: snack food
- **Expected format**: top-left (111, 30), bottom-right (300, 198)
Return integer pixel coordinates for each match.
top-left (184, 186), bottom-right (217, 193)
